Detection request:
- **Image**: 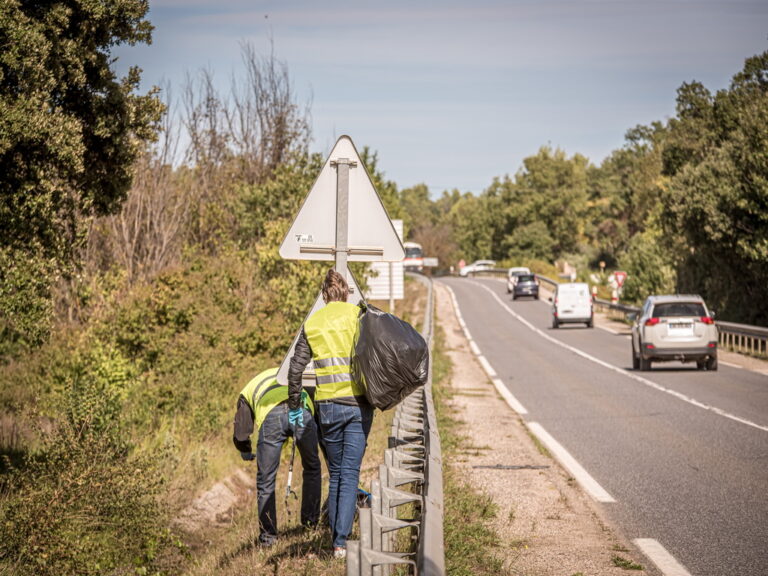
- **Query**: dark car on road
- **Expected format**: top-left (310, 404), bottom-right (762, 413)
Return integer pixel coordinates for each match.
top-left (512, 274), bottom-right (539, 300)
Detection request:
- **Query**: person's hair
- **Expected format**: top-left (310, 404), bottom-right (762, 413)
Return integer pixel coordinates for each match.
top-left (322, 268), bottom-right (349, 303)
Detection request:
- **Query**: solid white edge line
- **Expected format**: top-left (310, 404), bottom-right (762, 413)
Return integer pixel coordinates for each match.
top-left (527, 422), bottom-right (616, 503)
top-left (473, 282), bottom-right (768, 434)
top-left (477, 355), bottom-right (497, 378)
top-left (633, 538), bottom-right (692, 576)
top-left (492, 378), bottom-right (528, 414)
top-left (446, 285), bottom-right (527, 414)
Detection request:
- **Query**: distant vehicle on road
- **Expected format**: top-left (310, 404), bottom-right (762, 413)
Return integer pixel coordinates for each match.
top-left (459, 259), bottom-right (496, 277)
top-left (630, 294), bottom-right (718, 371)
top-left (550, 282), bottom-right (593, 328)
top-left (512, 274), bottom-right (539, 300)
top-left (506, 267), bottom-right (532, 293)
top-left (403, 241), bottom-right (423, 271)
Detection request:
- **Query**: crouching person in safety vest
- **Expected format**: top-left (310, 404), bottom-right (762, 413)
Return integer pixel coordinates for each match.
top-left (288, 268), bottom-right (374, 560)
top-left (232, 366), bottom-right (321, 546)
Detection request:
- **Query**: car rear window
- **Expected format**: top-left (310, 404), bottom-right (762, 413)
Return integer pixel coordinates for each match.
top-left (517, 274), bottom-right (535, 283)
top-left (652, 302), bottom-right (706, 318)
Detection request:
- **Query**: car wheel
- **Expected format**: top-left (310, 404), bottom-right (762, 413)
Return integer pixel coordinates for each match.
top-left (639, 349), bottom-right (651, 371)
top-left (706, 356), bottom-right (718, 371)
top-left (696, 360), bottom-right (706, 370)
top-left (552, 318), bottom-right (559, 329)
top-left (587, 318), bottom-right (593, 328)
top-left (632, 344), bottom-right (640, 370)
top-left (512, 294), bottom-right (517, 300)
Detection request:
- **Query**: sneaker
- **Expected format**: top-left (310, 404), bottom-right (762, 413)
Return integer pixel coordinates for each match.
top-left (333, 546), bottom-right (347, 559)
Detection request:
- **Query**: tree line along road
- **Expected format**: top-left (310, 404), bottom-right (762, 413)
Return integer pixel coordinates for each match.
top-left (441, 276), bottom-right (768, 576)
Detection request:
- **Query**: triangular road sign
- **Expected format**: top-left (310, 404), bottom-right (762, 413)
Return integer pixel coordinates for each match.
top-left (275, 269), bottom-right (367, 386)
top-left (279, 135), bottom-right (405, 262)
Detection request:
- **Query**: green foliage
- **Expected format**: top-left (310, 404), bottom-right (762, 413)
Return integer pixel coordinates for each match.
top-left (660, 51), bottom-right (768, 323)
top-left (0, 246), bottom-right (55, 353)
top-left (449, 193), bottom-right (498, 262)
top-left (0, 342), bottom-right (180, 576)
top-left (510, 147), bottom-right (591, 258)
top-left (504, 221), bottom-right (556, 262)
top-left (0, 0), bottom-right (163, 349)
top-left (619, 228), bottom-right (676, 303)
top-left (236, 152), bottom-right (324, 246)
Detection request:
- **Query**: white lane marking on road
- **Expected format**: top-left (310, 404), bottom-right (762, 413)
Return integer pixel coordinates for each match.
top-left (469, 340), bottom-right (481, 356)
top-left (633, 538), bottom-right (692, 576)
top-left (492, 378), bottom-right (528, 414)
top-left (474, 282), bottom-right (768, 434)
top-left (719, 361), bottom-right (740, 368)
top-left (527, 422), bottom-right (616, 503)
top-left (478, 355), bottom-right (497, 378)
top-left (445, 286), bottom-right (528, 415)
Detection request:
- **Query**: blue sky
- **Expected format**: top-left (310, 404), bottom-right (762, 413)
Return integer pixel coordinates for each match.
top-left (115, 1), bottom-right (768, 195)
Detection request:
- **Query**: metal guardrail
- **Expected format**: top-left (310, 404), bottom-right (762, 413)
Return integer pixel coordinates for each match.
top-left (712, 321), bottom-right (768, 357)
top-left (347, 273), bottom-right (445, 575)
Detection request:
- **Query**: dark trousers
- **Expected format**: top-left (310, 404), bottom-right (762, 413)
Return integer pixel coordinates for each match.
top-left (256, 403), bottom-right (321, 543)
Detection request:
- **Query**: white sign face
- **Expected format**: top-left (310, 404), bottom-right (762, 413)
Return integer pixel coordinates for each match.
top-left (366, 220), bottom-right (404, 300)
top-left (279, 135), bottom-right (405, 262)
top-left (275, 269), bottom-right (366, 386)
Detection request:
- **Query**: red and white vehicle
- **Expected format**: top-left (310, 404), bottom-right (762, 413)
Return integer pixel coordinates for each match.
top-left (403, 241), bottom-right (424, 271)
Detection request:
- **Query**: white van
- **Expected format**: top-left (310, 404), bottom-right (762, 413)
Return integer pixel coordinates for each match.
top-left (551, 282), bottom-right (593, 328)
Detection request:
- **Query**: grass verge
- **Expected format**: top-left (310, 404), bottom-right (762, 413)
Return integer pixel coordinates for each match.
top-left (431, 321), bottom-right (509, 576)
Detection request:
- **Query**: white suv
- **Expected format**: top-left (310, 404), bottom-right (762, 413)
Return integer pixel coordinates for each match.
top-left (630, 294), bottom-right (718, 371)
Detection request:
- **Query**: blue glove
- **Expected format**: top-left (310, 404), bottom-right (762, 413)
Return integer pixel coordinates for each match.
top-left (240, 451), bottom-right (255, 461)
top-left (288, 408), bottom-right (304, 428)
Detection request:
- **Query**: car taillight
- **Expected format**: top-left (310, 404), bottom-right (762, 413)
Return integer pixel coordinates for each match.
top-left (645, 318), bottom-right (660, 326)
top-left (700, 316), bottom-right (714, 325)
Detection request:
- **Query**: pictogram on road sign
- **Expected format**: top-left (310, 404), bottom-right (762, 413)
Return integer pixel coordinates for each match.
top-left (279, 135), bottom-right (405, 263)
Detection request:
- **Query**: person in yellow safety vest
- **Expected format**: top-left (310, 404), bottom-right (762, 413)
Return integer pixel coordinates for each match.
top-left (288, 268), bottom-right (374, 560)
top-left (232, 366), bottom-right (321, 546)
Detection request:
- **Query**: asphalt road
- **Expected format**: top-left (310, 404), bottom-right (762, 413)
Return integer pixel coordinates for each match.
top-left (440, 276), bottom-right (768, 576)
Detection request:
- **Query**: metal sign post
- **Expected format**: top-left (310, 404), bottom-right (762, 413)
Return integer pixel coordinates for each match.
top-left (331, 158), bottom-right (356, 280)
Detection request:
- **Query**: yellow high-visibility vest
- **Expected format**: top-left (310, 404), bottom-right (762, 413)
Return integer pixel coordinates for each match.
top-left (305, 301), bottom-right (364, 402)
top-left (240, 367), bottom-right (313, 430)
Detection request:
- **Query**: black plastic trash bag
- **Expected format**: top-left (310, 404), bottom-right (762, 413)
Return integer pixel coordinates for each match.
top-left (351, 304), bottom-right (429, 410)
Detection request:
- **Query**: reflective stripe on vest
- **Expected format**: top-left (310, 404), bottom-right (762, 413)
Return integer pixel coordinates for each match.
top-left (314, 356), bottom-right (351, 368)
top-left (305, 301), bottom-right (364, 402)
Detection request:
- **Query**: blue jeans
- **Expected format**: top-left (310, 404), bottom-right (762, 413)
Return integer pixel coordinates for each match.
top-left (256, 404), bottom-right (321, 543)
top-left (318, 402), bottom-right (374, 548)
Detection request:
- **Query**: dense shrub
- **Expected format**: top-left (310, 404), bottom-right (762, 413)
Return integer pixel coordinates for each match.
top-left (0, 344), bottom-right (181, 576)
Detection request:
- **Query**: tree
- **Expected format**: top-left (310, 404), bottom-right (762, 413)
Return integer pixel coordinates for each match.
top-left (0, 0), bottom-right (163, 347)
top-left (491, 147), bottom-right (590, 263)
top-left (661, 51), bottom-right (768, 323)
top-left (449, 193), bottom-right (496, 263)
